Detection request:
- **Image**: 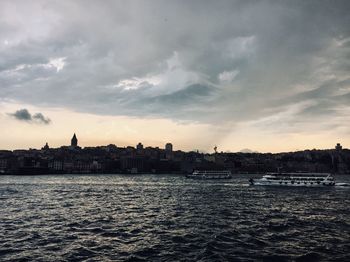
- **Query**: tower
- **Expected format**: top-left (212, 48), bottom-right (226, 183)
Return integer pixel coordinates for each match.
top-left (165, 143), bottom-right (173, 160)
top-left (71, 133), bottom-right (78, 147)
top-left (165, 143), bottom-right (173, 152)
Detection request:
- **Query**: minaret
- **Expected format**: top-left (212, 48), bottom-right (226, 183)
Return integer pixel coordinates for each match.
top-left (71, 133), bottom-right (78, 147)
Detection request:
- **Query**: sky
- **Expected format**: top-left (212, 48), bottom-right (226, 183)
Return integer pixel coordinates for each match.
top-left (0, 0), bottom-right (349, 153)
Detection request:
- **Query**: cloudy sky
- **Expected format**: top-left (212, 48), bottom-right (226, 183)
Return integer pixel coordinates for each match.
top-left (0, 0), bottom-right (349, 152)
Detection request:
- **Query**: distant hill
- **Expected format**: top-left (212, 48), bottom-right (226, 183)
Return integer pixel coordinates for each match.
top-left (239, 148), bottom-right (259, 154)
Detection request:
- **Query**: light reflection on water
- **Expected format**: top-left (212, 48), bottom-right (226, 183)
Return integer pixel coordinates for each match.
top-left (0, 174), bottom-right (349, 261)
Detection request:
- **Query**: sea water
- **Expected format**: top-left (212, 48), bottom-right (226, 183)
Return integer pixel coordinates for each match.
top-left (0, 174), bottom-right (349, 261)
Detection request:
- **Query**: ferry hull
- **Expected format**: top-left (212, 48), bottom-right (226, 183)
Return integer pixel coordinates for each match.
top-left (249, 173), bottom-right (335, 187)
top-left (250, 179), bottom-right (335, 187)
top-left (187, 170), bottom-right (232, 179)
top-left (186, 174), bottom-right (232, 179)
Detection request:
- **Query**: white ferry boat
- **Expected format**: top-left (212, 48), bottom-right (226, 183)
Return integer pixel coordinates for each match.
top-left (249, 172), bottom-right (335, 186)
top-left (186, 170), bottom-right (232, 179)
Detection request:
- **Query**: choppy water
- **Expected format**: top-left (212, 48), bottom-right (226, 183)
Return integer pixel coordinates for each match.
top-left (0, 174), bottom-right (349, 261)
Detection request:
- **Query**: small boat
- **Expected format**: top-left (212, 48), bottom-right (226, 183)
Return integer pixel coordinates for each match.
top-left (249, 172), bottom-right (335, 186)
top-left (186, 170), bottom-right (232, 179)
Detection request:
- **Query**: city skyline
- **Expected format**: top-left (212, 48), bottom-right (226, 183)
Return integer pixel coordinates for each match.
top-left (2, 130), bottom-right (347, 155)
top-left (1, 131), bottom-right (348, 175)
top-left (1, 1), bottom-right (350, 152)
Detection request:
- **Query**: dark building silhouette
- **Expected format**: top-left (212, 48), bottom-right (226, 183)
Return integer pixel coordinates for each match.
top-left (137, 142), bottom-right (144, 150)
top-left (165, 143), bottom-right (173, 152)
top-left (71, 133), bottom-right (78, 147)
top-left (335, 143), bottom-right (342, 151)
top-left (42, 142), bottom-right (49, 150)
top-left (1, 137), bottom-right (349, 175)
top-left (165, 143), bottom-right (173, 160)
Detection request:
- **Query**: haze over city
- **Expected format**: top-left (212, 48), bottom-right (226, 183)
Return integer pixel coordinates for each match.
top-left (1, 0), bottom-right (349, 152)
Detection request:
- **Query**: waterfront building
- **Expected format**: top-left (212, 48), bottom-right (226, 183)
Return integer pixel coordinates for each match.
top-left (48, 160), bottom-right (64, 171)
top-left (204, 154), bottom-right (215, 162)
top-left (0, 158), bottom-right (8, 170)
top-left (121, 156), bottom-right (145, 173)
top-left (165, 143), bottom-right (173, 160)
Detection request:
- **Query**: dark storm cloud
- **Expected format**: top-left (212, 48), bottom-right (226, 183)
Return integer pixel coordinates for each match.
top-left (8, 109), bottom-right (51, 125)
top-left (0, 0), bottom-right (349, 131)
top-left (9, 108), bottom-right (31, 121)
top-left (32, 113), bottom-right (51, 124)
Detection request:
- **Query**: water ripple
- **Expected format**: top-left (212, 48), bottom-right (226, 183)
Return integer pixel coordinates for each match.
top-left (0, 174), bottom-right (349, 261)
